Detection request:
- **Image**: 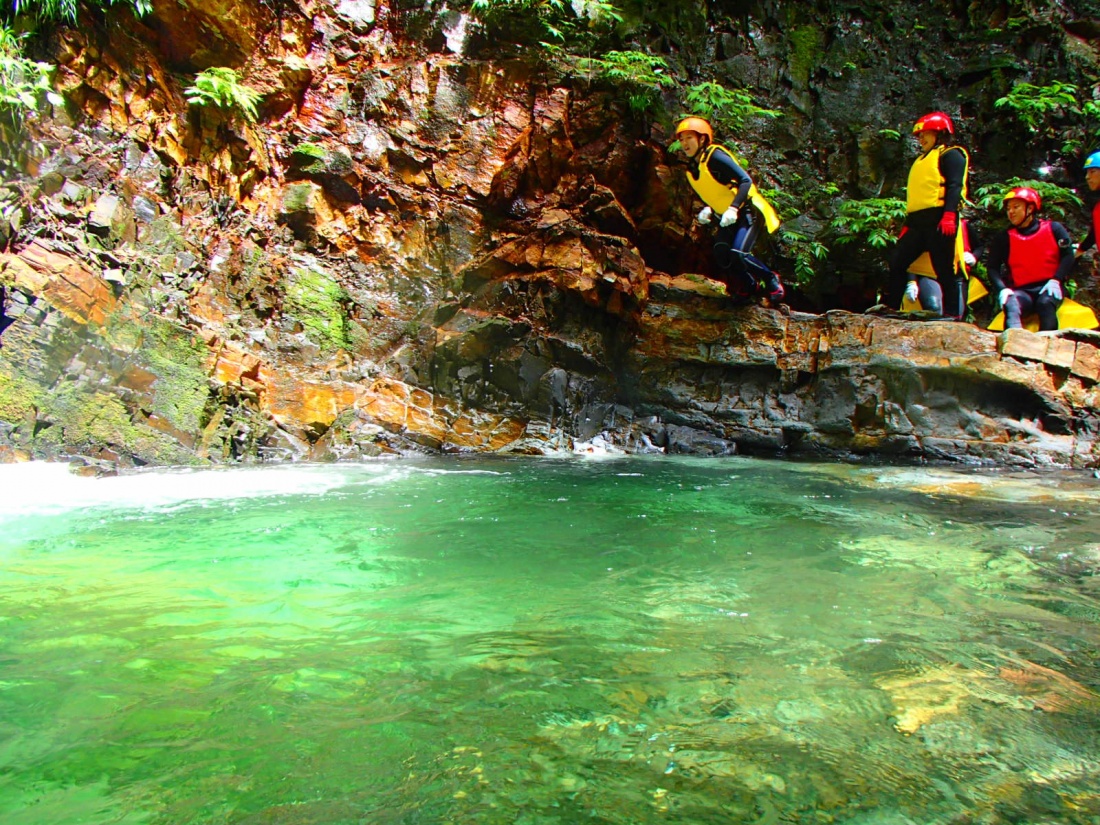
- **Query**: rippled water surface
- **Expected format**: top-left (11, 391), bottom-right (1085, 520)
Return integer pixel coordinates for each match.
top-left (3, 456), bottom-right (1100, 824)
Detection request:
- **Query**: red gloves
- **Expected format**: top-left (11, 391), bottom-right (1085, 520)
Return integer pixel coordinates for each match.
top-left (938, 212), bottom-right (957, 236)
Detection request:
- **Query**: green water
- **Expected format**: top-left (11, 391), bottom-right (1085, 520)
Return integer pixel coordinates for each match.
top-left (2, 457), bottom-right (1100, 824)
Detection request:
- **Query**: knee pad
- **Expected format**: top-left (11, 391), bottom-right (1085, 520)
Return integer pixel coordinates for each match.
top-left (713, 242), bottom-right (733, 271)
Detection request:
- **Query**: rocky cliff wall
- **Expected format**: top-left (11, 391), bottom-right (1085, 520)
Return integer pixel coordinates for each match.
top-left (1, 0), bottom-right (1100, 470)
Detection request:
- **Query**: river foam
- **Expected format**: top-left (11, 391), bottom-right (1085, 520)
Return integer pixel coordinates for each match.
top-left (0, 461), bottom-right (356, 519)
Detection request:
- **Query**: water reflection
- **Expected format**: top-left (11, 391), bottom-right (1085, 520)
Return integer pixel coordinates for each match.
top-left (1, 457), bottom-right (1099, 823)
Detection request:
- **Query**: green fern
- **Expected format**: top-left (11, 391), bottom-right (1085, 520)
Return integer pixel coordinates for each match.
top-left (682, 81), bottom-right (780, 137)
top-left (995, 80), bottom-right (1079, 133)
top-left (10, 0), bottom-right (152, 23)
top-left (184, 67), bottom-right (262, 124)
top-left (829, 198), bottom-right (907, 248)
top-left (469, 0), bottom-right (620, 45)
top-left (0, 24), bottom-right (60, 124)
top-left (777, 228), bottom-right (830, 286)
top-left (577, 50), bottom-right (672, 117)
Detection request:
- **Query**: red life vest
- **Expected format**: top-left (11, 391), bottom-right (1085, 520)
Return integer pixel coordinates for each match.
top-left (1007, 220), bottom-right (1060, 288)
top-left (1093, 201), bottom-right (1100, 244)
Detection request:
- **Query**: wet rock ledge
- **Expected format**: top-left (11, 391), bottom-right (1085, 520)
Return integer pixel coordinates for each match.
top-left (3, 247), bottom-right (1099, 470)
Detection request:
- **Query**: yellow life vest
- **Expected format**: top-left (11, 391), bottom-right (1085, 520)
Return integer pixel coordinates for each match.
top-left (906, 228), bottom-right (971, 280)
top-left (686, 144), bottom-right (782, 233)
top-left (906, 145), bottom-right (969, 213)
top-left (987, 299), bottom-right (1099, 332)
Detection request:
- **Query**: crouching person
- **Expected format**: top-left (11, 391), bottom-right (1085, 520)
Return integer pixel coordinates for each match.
top-left (987, 187), bottom-right (1075, 331)
top-left (674, 116), bottom-right (785, 305)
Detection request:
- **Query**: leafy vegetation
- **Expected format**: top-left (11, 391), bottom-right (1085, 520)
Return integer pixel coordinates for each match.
top-left (682, 81), bottom-right (780, 137)
top-left (995, 81), bottom-right (1079, 133)
top-left (829, 198), bottom-right (907, 249)
top-left (0, 24), bottom-right (58, 126)
top-left (577, 50), bottom-right (673, 117)
top-left (8, 0), bottom-right (151, 23)
top-left (185, 68), bottom-right (262, 123)
top-left (466, 1), bottom-right (678, 119)
top-left (468, 0), bottom-right (621, 46)
top-left (776, 228), bottom-right (829, 286)
top-left (994, 80), bottom-right (1100, 153)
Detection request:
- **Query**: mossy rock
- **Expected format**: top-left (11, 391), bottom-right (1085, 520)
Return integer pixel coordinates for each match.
top-left (285, 265), bottom-right (350, 353)
top-left (281, 182), bottom-right (319, 215)
top-left (0, 367), bottom-right (42, 424)
top-left (104, 315), bottom-right (211, 434)
top-left (788, 25), bottom-right (824, 88)
top-left (36, 385), bottom-right (200, 465)
top-left (290, 145), bottom-right (354, 177)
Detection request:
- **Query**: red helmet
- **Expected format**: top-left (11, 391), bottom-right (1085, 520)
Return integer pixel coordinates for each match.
top-left (912, 112), bottom-right (955, 134)
top-left (1002, 186), bottom-right (1041, 211)
top-left (675, 116), bottom-right (714, 141)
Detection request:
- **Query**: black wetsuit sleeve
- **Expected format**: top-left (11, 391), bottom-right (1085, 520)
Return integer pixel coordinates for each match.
top-left (1081, 226), bottom-right (1096, 253)
top-left (706, 147), bottom-right (753, 209)
top-left (986, 231), bottom-right (1011, 292)
top-left (938, 148), bottom-right (966, 214)
top-left (1051, 222), bottom-right (1075, 283)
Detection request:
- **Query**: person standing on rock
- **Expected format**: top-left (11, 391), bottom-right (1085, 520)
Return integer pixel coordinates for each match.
top-left (1075, 151), bottom-right (1100, 267)
top-left (674, 116), bottom-right (785, 304)
top-left (986, 187), bottom-right (1074, 331)
top-left (887, 112), bottom-right (969, 319)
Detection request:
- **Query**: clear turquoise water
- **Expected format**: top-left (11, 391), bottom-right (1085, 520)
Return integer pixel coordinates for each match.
top-left (2, 456), bottom-right (1100, 824)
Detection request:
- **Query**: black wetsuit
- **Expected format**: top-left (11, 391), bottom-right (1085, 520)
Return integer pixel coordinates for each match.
top-left (888, 146), bottom-right (967, 317)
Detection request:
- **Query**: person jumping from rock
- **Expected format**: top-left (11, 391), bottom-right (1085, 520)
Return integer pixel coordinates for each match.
top-left (887, 112), bottom-right (969, 319)
top-left (987, 187), bottom-right (1074, 331)
top-left (674, 116), bottom-right (785, 304)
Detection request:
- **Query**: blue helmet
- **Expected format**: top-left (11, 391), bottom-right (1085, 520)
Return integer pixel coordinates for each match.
top-left (1086, 151), bottom-right (1100, 171)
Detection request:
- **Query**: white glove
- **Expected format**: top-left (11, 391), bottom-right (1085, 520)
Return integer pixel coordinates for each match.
top-left (697, 206), bottom-right (713, 224)
top-left (963, 251), bottom-right (976, 267)
top-left (998, 288), bottom-right (1014, 308)
top-left (1039, 279), bottom-right (1063, 300)
top-left (719, 206), bottom-right (739, 227)
top-left (903, 281), bottom-right (919, 303)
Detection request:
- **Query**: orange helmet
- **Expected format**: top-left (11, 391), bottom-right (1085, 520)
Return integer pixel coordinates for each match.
top-left (675, 116), bottom-right (714, 141)
top-left (1003, 186), bottom-right (1041, 211)
top-left (912, 112), bottom-right (954, 134)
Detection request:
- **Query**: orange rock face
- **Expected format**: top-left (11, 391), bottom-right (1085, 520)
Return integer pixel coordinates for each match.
top-left (0, 243), bottom-right (117, 326)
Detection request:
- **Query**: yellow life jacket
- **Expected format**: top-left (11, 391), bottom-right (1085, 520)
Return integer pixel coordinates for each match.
top-left (906, 145), bottom-right (969, 213)
top-left (987, 299), bottom-right (1099, 332)
top-left (905, 228), bottom-right (972, 280)
top-left (686, 144), bottom-right (782, 233)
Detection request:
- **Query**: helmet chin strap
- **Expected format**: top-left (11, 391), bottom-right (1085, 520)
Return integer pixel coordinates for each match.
top-left (1010, 208), bottom-right (1035, 229)
top-left (684, 135), bottom-right (710, 159)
